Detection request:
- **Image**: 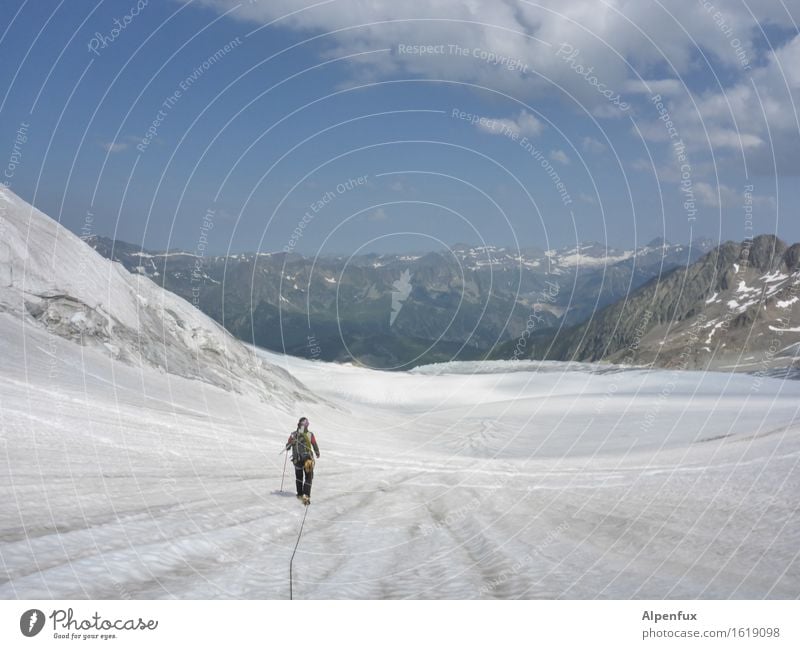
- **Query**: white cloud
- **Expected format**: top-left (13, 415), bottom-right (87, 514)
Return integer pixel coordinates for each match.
top-left (638, 34), bottom-right (800, 171)
top-left (623, 79), bottom-right (683, 96)
top-left (368, 207), bottom-right (389, 221)
top-left (581, 136), bottom-right (606, 154)
top-left (695, 181), bottom-right (775, 211)
top-left (100, 135), bottom-right (142, 154)
top-left (192, 0), bottom-right (780, 112)
top-left (712, 131), bottom-right (764, 150)
top-left (694, 181), bottom-right (731, 208)
top-left (550, 149), bottom-right (570, 164)
top-left (193, 1), bottom-right (798, 174)
top-left (477, 110), bottom-right (543, 138)
top-left (102, 141), bottom-right (128, 153)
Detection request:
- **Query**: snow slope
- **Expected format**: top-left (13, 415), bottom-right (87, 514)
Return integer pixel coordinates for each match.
top-left (0, 186), bottom-right (307, 402)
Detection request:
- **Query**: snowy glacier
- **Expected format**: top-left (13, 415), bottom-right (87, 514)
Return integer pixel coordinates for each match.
top-left (1, 187), bottom-right (799, 599)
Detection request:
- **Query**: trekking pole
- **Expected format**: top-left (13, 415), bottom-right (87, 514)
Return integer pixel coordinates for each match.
top-left (279, 449), bottom-right (288, 492)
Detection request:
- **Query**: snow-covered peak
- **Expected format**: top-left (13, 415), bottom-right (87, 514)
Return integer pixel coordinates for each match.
top-left (449, 239), bottom-right (695, 272)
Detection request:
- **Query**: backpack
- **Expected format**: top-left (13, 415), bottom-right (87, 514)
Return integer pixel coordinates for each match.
top-left (290, 430), bottom-right (313, 466)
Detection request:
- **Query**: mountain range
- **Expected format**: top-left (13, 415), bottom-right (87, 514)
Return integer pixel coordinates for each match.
top-left (86, 234), bottom-right (713, 368)
top-left (498, 234), bottom-right (800, 376)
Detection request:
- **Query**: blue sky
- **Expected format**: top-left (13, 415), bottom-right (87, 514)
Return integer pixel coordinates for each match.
top-left (1, 0), bottom-right (799, 255)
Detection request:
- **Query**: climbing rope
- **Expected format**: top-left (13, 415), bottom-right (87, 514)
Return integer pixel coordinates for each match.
top-left (289, 504), bottom-right (310, 600)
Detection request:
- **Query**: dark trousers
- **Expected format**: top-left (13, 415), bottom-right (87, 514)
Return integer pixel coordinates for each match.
top-left (294, 463), bottom-right (313, 497)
